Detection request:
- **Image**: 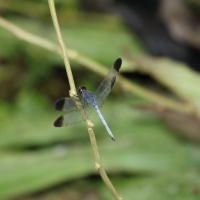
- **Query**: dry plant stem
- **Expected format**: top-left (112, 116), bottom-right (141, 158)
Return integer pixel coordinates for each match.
top-left (0, 16), bottom-right (195, 116)
top-left (88, 127), bottom-right (123, 200)
top-left (48, 0), bottom-right (76, 95)
top-left (0, 16), bottom-right (77, 59)
top-left (0, 16), bottom-right (60, 53)
top-left (73, 56), bottom-right (195, 114)
top-left (48, 0), bottom-right (123, 199)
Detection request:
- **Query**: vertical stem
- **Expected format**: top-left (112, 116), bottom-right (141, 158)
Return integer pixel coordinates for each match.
top-left (88, 128), bottom-right (123, 200)
top-left (48, 0), bottom-right (123, 199)
top-left (48, 0), bottom-right (77, 95)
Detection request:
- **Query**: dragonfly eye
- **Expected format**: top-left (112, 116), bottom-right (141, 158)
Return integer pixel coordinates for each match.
top-left (79, 86), bottom-right (86, 94)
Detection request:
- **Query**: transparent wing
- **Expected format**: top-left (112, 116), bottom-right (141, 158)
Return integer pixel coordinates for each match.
top-left (54, 104), bottom-right (93, 127)
top-left (95, 58), bottom-right (122, 108)
top-left (54, 96), bottom-right (88, 112)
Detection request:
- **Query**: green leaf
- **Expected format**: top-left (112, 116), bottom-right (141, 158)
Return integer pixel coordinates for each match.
top-left (0, 102), bottom-right (200, 199)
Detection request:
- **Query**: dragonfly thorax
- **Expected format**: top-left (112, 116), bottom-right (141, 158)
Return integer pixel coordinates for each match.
top-left (79, 86), bottom-right (96, 106)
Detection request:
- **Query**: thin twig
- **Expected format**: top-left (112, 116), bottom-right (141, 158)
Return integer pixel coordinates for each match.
top-left (48, 0), bottom-right (76, 95)
top-left (47, 0), bottom-right (123, 199)
top-left (0, 17), bottom-right (195, 114)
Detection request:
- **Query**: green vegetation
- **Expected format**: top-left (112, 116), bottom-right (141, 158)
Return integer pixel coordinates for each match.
top-left (0, 1), bottom-right (200, 199)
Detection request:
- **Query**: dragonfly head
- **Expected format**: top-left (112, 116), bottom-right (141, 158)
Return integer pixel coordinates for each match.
top-left (78, 86), bottom-right (86, 94)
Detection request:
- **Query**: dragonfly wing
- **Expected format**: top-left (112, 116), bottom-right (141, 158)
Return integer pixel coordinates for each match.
top-left (55, 96), bottom-right (87, 112)
top-left (95, 58), bottom-right (122, 108)
top-left (54, 104), bottom-right (93, 127)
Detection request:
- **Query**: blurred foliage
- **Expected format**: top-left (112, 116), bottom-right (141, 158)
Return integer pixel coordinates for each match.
top-left (0, 0), bottom-right (200, 200)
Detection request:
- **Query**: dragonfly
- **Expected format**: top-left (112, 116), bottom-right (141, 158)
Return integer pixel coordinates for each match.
top-left (54, 58), bottom-right (122, 141)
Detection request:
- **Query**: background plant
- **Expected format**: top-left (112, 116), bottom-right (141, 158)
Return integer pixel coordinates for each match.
top-left (0, 0), bottom-right (200, 200)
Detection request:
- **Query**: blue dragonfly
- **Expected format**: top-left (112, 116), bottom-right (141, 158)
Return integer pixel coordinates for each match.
top-left (54, 58), bottom-right (122, 141)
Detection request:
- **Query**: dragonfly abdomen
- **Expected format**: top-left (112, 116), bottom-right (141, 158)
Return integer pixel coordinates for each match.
top-left (94, 105), bottom-right (115, 141)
